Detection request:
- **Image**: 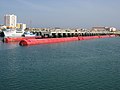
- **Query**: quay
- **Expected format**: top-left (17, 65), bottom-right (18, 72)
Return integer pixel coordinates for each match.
top-left (18, 28), bottom-right (119, 46)
top-left (1, 26), bottom-right (120, 38)
top-left (24, 28), bottom-right (120, 38)
top-left (1, 27), bottom-right (120, 45)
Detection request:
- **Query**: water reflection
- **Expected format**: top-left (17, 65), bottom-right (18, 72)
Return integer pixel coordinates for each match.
top-left (0, 38), bottom-right (19, 50)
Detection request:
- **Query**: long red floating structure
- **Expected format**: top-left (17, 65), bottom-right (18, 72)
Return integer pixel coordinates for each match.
top-left (19, 35), bottom-right (116, 46)
top-left (4, 36), bottom-right (42, 43)
top-left (19, 37), bottom-right (78, 46)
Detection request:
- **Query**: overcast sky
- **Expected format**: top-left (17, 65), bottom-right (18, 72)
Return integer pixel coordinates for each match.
top-left (0, 0), bottom-right (120, 28)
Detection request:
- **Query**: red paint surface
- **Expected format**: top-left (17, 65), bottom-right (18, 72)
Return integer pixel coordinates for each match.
top-left (19, 35), bottom-right (116, 46)
top-left (19, 37), bottom-right (78, 46)
top-left (4, 36), bottom-right (42, 43)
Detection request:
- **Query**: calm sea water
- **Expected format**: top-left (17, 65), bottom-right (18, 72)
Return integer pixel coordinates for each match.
top-left (0, 37), bottom-right (120, 90)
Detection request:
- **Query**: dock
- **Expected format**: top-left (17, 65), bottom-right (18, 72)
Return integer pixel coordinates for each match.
top-left (24, 28), bottom-right (120, 38)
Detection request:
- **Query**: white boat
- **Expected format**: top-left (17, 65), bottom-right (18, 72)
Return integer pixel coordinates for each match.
top-left (22, 31), bottom-right (36, 37)
top-left (3, 28), bottom-right (24, 37)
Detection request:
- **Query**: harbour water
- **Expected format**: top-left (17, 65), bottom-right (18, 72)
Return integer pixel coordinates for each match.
top-left (0, 37), bottom-right (120, 90)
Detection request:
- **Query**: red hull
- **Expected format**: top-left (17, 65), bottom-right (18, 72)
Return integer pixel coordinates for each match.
top-left (19, 35), bottom-right (116, 46)
top-left (4, 36), bottom-right (42, 43)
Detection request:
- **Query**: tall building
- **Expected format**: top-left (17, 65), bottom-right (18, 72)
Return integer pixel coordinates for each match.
top-left (4, 14), bottom-right (17, 28)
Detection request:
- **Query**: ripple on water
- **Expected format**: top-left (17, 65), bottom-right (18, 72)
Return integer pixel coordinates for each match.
top-left (0, 42), bottom-right (19, 50)
top-left (0, 37), bottom-right (120, 90)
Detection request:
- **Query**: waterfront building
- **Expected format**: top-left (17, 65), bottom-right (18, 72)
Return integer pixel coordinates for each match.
top-left (16, 23), bottom-right (26, 30)
top-left (92, 27), bottom-right (117, 32)
top-left (16, 23), bottom-right (21, 29)
top-left (92, 27), bottom-right (108, 31)
top-left (4, 14), bottom-right (17, 28)
top-left (109, 27), bottom-right (117, 32)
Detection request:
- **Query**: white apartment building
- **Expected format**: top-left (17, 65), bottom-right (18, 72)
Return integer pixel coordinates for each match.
top-left (4, 14), bottom-right (17, 28)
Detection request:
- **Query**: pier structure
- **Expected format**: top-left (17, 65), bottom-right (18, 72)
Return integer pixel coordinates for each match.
top-left (25, 28), bottom-right (118, 38)
top-left (0, 27), bottom-right (119, 37)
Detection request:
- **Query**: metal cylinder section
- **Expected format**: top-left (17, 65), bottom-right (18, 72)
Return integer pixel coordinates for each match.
top-left (19, 35), bottom-right (116, 46)
top-left (19, 37), bottom-right (78, 46)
